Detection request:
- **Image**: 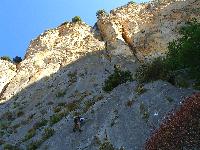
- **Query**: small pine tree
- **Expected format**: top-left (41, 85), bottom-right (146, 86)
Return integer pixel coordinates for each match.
top-left (128, 1), bottom-right (136, 5)
top-left (72, 16), bottom-right (82, 23)
top-left (13, 56), bottom-right (22, 64)
top-left (96, 9), bottom-right (107, 18)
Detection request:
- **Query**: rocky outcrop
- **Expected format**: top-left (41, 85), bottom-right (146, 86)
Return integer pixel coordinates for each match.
top-left (97, 0), bottom-right (200, 61)
top-left (0, 22), bottom-right (106, 101)
top-left (0, 60), bottom-right (16, 100)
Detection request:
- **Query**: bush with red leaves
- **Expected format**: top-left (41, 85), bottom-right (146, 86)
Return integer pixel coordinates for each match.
top-left (145, 93), bottom-right (200, 150)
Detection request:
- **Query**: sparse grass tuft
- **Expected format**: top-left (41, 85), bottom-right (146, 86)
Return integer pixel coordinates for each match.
top-left (83, 100), bottom-right (95, 113)
top-left (140, 102), bottom-right (149, 122)
top-left (66, 101), bottom-right (79, 112)
top-left (68, 72), bottom-right (77, 83)
top-left (33, 118), bottom-right (48, 129)
top-left (3, 143), bottom-right (19, 150)
top-left (57, 102), bottom-right (66, 106)
top-left (53, 106), bottom-right (62, 113)
top-left (42, 128), bottom-right (55, 141)
top-left (0, 130), bottom-right (5, 137)
top-left (26, 128), bottom-right (54, 150)
top-left (0, 120), bottom-right (10, 130)
top-left (2, 111), bottom-right (15, 121)
top-left (99, 139), bottom-right (115, 150)
top-left (126, 100), bottom-right (133, 107)
top-left (49, 110), bottom-right (68, 126)
top-left (23, 128), bottom-right (36, 141)
top-left (16, 110), bottom-right (24, 117)
top-left (27, 141), bottom-right (41, 150)
top-left (135, 84), bottom-right (147, 95)
top-left (47, 101), bottom-right (54, 105)
top-left (56, 91), bottom-right (66, 97)
top-left (49, 114), bottom-right (62, 126)
top-left (166, 96), bottom-right (174, 103)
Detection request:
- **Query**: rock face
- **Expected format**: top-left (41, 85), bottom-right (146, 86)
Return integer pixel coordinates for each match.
top-left (39, 81), bottom-right (195, 150)
top-left (97, 0), bottom-right (200, 61)
top-left (0, 60), bottom-right (16, 100)
top-left (0, 0), bottom-right (199, 149)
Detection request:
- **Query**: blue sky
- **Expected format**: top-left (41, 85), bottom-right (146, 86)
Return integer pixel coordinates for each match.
top-left (0, 0), bottom-right (148, 59)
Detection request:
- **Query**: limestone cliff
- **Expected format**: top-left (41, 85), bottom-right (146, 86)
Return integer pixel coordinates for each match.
top-left (97, 0), bottom-right (200, 61)
top-left (0, 0), bottom-right (199, 149)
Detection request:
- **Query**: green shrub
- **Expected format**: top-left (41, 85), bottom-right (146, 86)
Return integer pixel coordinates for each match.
top-left (193, 82), bottom-right (200, 90)
top-left (166, 18), bottom-right (200, 81)
top-left (175, 76), bottom-right (190, 88)
top-left (0, 56), bottom-right (11, 62)
top-left (135, 19), bottom-right (200, 86)
top-left (72, 16), bottom-right (82, 23)
top-left (103, 66), bottom-right (133, 92)
top-left (135, 57), bottom-right (171, 83)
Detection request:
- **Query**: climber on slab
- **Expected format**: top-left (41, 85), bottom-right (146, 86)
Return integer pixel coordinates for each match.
top-left (73, 116), bottom-right (85, 132)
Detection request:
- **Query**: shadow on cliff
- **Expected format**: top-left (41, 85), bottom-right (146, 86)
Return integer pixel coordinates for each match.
top-left (0, 48), bottom-right (137, 147)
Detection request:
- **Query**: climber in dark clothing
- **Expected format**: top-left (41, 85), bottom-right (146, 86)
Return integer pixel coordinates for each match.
top-left (73, 116), bottom-right (85, 132)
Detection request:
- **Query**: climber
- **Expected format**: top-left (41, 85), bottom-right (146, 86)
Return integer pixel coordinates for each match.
top-left (73, 116), bottom-right (85, 132)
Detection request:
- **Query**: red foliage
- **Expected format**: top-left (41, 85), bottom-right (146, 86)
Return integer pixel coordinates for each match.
top-left (145, 93), bottom-right (200, 150)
